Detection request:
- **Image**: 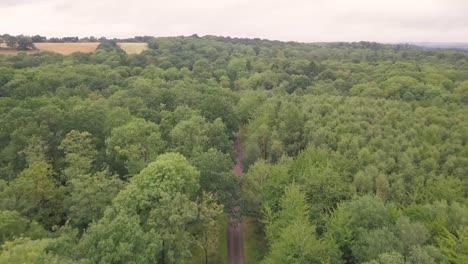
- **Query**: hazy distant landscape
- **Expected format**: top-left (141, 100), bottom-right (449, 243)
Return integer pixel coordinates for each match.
top-left (411, 42), bottom-right (468, 51)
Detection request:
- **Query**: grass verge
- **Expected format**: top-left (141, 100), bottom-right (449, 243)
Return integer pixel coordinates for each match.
top-left (243, 216), bottom-right (267, 264)
top-left (185, 214), bottom-right (229, 264)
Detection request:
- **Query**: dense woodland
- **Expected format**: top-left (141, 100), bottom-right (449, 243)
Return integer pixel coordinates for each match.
top-left (0, 36), bottom-right (467, 263)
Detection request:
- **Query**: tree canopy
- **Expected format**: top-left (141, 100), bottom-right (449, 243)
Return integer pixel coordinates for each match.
top-left (0, 35), bottom-right (466, 263)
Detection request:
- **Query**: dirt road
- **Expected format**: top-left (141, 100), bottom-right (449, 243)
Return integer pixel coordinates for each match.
top-left (227, 134), bottom-right (245, 264)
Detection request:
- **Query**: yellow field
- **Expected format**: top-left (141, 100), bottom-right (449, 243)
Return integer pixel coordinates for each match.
top-left (34, 42), bottom-right (100, 55)
top-left (0, 42), bottom-right (148, 55)
top-left (118, 42), bottom-right (148, 54)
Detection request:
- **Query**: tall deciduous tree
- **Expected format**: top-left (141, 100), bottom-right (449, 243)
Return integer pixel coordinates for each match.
top-left (79, 153), bottom-right (221, 264)
top-left (195, 192), bottom-right (224, 264)
top-left (60, 130), bottom-right (97, 180)
top-left (16, 36), bottom-right (35, 51)
top-left (262, 185), bottom-right (339, 264)
top-left (5, 36), bottom-right (17, 49)
top-left (106, 118), bottom-right (165, 175)
top-left (0, 238), bottom-right (74, 264)
top-left (0, 161), bottom-right (64, 229)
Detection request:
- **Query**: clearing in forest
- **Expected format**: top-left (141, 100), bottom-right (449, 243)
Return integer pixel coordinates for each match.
top-left (0, 42), bottom-right (148, 55)
top-left (34, 42), bottom-right (100, 54)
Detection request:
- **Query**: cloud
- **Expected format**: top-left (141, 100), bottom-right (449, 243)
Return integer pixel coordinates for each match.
top-left (0, 0), bottom-right (467, 42)
top-left (0, 0), bottom-right (35, 7)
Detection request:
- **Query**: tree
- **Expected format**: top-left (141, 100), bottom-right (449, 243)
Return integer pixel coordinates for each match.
top-left (19, 136), bottom-right (49, 167)
top-left (262, 220), bottom-right (327, 264)
top-left (292, 147), bottom-right (352, 219)
top-left (96, 40), bottom-right (123, 52)
top-left (262, 185), bottom-right (339, 264)
top-left (242, 160), bottom-right (291, 216)
top-left (147, 192), bottom-right (198, 263)
top-left (227, 58), bottom-right (249, 83)
top-left (0, 210), bottom-right (46, 244)
top-left (147, 38), bottom-right (160, 49)
top-left (207, 118), bottom-right (232, 154)
top-left (0, 238), bottom-right (74, 264)
top-left (192, 148), bottom-right (238, 206)
top-left (80, 153), bottom-right (201, 264)
top-left (79, 212), bottom-right (161, 264)
top-left (66, 171), bottom-right (124, 230)
top-left (454, 80), bottom-right (468, 103)
top-left (326, 196), bottom-right (396, 263)
top-left (192, 59), bottom-right (212, 79)
top-left (106, 118), bottom-right (165, 175)
top-left (0, 161), bottom-right (64, 229)
top-left (31, 35), bottom-right (47, 43)
top-left (16, 36), bottom-right (35, 50)
top-left (406, 246), bottom-right (441, 264)
top-left (59, 130), bottom-right (97, 180)
top-left (5, 35), bottom-right (17, 49)
top-left (395, 216), bottom-right (429, 257)
top-left (276, 100), bottom-right (305, 155)
top-left (363, 252), bottom-right (405, 264)
top-left (351, 227), bottom-right (402, 263)
top-left (169, 115), bottom-right (209, 157)
top-left (264, 185), bottom-right (311, 242)
top-left (436, 227), bottom-right (468, 264)
top-left (195, 192), bottom-right (224, 264)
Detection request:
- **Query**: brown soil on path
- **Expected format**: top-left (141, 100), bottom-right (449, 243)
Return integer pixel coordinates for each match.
top-left (228, 133), bottom-right (245, 264)
top-left (233, 134), bottom-right (243, 177)
top-left (228, 219), bottom-right (245, 264)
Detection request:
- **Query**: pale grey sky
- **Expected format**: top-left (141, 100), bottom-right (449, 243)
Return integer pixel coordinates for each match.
top-left (1, 0), bottom-right (468, 42)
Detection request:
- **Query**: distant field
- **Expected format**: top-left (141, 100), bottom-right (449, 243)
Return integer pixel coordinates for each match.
top-left (34, 42), bottom-right (100, 55)
top-left (118, 42), bottom-right (148, 54)
top-left (0, 42), bottom-right (148, 55)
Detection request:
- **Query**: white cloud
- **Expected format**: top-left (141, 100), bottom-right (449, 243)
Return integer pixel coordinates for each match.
top-left (0, 0), bottom-right (467, 42)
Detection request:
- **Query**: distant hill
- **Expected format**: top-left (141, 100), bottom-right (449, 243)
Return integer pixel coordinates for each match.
top-left (409, 42), bottom-right (468, 51)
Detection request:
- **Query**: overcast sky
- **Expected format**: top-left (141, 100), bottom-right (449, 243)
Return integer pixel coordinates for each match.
top-left (1, 0), bottom-right (468, 43)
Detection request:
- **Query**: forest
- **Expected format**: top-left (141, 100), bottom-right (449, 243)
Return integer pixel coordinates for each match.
top-left (0, 36), bottom-right (467, 264)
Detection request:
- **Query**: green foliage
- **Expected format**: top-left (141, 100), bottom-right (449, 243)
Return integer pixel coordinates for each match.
top-left (326, 196), bottom-right (399, 262)
top-left (0, 238), bottom-right (74, 264)
top-left (97, 40), bottom-right (123, 52)
top-left (0, 162), bottom-right (64, 229)
top-left (147, 38), bottom-right (160, 50)
top-left (2, 35), bottom-right (35, 51)
top-left (78, 153), bottom-right (222, 263)
top-left (262, 185), bottom-right (340, 264)
top-left (79, 153), bottom-right (199, 263)
top-left (242, 160), bottom-right (291, 216)
top-left (79, 212), bottom-right (161, 264)
top-left (0, 210), bottom-right (46, 244)
top-left (60, 130), bottom-right (97, 180)
top-left (106, 118), bottom-right (165, 175)
top-left (191, 148), bottom-right (238, 207)
top-left (65, 171), bottom-right (124, 230)
top-left (436, 227), bottom-right (468, 263)
top-left (5, 36), bottom-right (17, 49)
top-left (16, 36), bottom-right (35, 51)
top-left (0, 36), bottom-right (467, 263)
top-left (194, 192), bottom-right (224, 264)
top-left (363, 252), bottom-right (405, 264)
